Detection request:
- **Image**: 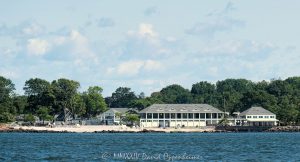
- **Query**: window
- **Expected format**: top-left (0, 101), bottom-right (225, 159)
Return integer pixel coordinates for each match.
top-left (177, 113), bottom-right (182, 119)
top-left (147, 113), bottom-right (152, 119)
top-left (259, 116), bottom-right (263, 118)
top-left (153, 113), bottom-right (158, 119)
top-left (200, 113), bottom-right (205, 119)
top-left (188, 113), bottom-right (193, 119)
top-left (171, 113), bottom-right (176, 119)
top-left (140, 113), bottom-right (146, 119)
top-left (206, 113), bottom-right (211, 119)
top-left (195, 113), bottom-right (200, 119)
top-left (159, 113), bottom-right (164, 119)
top-left (182, 113), bottom-right (187, 119)
top-left (165, 113), bottom-right (170, 119)
top-left (265, 116), bottom-right (269, 118)
top-left (212, 113), bottom-right (217, 119)
top-left (147, 120), bottom-right (152, 122)
top-left (270, 116), bottom-right (275, 118)
top-left (253, 116), bottom-right (257, 118)
top-left (247, 116), bottom-right (252, 118)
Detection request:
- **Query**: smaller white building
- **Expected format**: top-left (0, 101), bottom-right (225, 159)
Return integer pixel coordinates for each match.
top-left (229, 107), bottom-right (278, 126)
top-left (99, 108), bottom-right (130, 125)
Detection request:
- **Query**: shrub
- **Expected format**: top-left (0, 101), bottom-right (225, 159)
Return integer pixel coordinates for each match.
top-left (0, 112), bottom-right (15, 123)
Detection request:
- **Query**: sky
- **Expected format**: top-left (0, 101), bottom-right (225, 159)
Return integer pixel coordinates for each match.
top-left (1, 0), bottom-right (300, 97)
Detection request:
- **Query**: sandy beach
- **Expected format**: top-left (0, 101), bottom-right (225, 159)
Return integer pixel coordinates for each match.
top-left (9, 125), bottom-right (216, 133)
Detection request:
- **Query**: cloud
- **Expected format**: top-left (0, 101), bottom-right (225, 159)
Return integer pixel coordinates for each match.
top-left (186, 2), bottom-right (244, 38)
top-left (45, 30), bottom-right (98, 64)
top-left (128, 23), bottom-right (158, 39)
top-left (106, 59), bottom-right (163, 76)
top-left (0, 68), bottom-right (20, 79)
top-left (186, 18), bottom-right (244, 38)
top-left (27, 38), bottom-right (50, 56)
top-left (144, 6), bottom-right (157, 16)
top-left (196, 40), bottom-right (276, 60)
top-left (70, 30), bottom-right (95, 59)
top-left (116, 60), bottom-right (144, 75)
top-left (143, 60), bottom-right (163, 71)
top-left (22, 22), bottom-right (44, 36)
top-left (97, 18), bottom-right (115, 28)
top-left (116, 23), bottom-right (183, 60)
top-left (0, 21), bottom-right (45, 38)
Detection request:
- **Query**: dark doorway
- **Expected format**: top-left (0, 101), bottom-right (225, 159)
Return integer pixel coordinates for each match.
top-left (165, 120), bottom-right (170, 127)
top-left (159, 120), bottom-right (164, 127)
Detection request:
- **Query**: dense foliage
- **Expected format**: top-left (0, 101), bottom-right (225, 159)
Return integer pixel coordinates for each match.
top-left (1, 75), bottom-right (300, 125)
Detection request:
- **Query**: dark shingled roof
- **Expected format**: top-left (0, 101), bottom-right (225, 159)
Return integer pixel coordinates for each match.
top-left (139, 104), bottom-right (223, 113)
top-left (240, 107), bottom-right (275, 116)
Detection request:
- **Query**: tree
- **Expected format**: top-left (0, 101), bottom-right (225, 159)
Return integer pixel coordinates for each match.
top-left (23, 78), bottom-right (54, 114)
top-left (129, 98), bottom-right (151, 110)
top-left (24, 114), bottom-right (36, 123)
top-left (0, 76), bottom-right (16, 122)
top-left (108, 87), bottom-right (137, 107)
top-left (83, 86), bottom-right (107, 118)
top-left (191, 81), bottom-right (215, 96)
top-left (160, 84), bottom-right (192, 103)
top-left (12, 95), bottom-right (27, 114)
top-left (191, 81), bottom-right (219, 105)
top-left (51, 78), bottom-right (80, 121)
top-left (0, 112), bottom-right (15, 123)
top-left (0, 76), bottom-right (15, 99)
top-left (138, 92), bottom-right (145, 99)
top-left (69, 93), bottom-right (86, 119)
top-left (115, 112), bottom-right (123, 124)
top-left (37, 106), bottom-right (53, 124)
top-left (240, 90), bottom-right (278, 112)
top-left (124, 113), bottom-right (139, 126)
top-left (267, 79), bottom-right (292, 97)
top-left (216, 79), bottom-right (254, 113)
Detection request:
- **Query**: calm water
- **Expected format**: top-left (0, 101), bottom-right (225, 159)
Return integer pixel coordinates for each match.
top-left (0, 132), bottom-right (300, 161)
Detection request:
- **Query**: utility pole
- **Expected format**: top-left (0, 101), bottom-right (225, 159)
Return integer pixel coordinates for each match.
top-left (223, 93), bottom-right (226, 118)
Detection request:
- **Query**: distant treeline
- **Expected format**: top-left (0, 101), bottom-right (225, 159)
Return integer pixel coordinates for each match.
top-left (0, 76), bottom-right (300, 125)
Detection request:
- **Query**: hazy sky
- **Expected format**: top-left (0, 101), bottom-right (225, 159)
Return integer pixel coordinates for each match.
top-left (1, 1), bottom-right (300, 96)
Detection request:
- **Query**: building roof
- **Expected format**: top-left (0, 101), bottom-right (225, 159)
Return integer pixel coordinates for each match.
top-left (139, 104), bottom-right (223, 113)
top-left (240, 107), bottom-right (275, 116)
top-left (106, 108), bottom-right (130, 113)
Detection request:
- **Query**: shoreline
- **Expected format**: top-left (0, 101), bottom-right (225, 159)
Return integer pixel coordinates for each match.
top-left (1, 124), bottom-right (300, 133)
top-left (0, 125), bottom-right (217, 133)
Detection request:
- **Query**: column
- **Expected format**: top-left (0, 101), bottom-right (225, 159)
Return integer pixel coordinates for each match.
top-left (145, 113), bottom-right (147, 127)
top-left (151, 113), bottom-right (153, 127)
top-left (113, 113), bottom-right (115, 124)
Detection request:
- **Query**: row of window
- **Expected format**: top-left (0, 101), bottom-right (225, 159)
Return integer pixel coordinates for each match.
top-left (246, 115), bottom-right (275, 119)
top-left (141, 120), bottom-right (219, 122)
top-left (140, 113), bottom-right (223, 119)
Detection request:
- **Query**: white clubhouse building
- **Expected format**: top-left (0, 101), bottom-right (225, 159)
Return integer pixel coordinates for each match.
top-left (139, 104), bottom-right (224, 128)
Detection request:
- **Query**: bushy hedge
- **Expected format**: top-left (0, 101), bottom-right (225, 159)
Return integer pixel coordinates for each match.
top-left (0, 112), bottom-right (15, 123)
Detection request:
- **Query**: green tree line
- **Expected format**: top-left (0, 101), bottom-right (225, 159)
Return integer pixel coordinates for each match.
top-left (1, 76), bottom-right (300, 125)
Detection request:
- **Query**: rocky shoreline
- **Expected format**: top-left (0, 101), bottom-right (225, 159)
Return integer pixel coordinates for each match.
top-left (267, 126), bottom-right (300, 132)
